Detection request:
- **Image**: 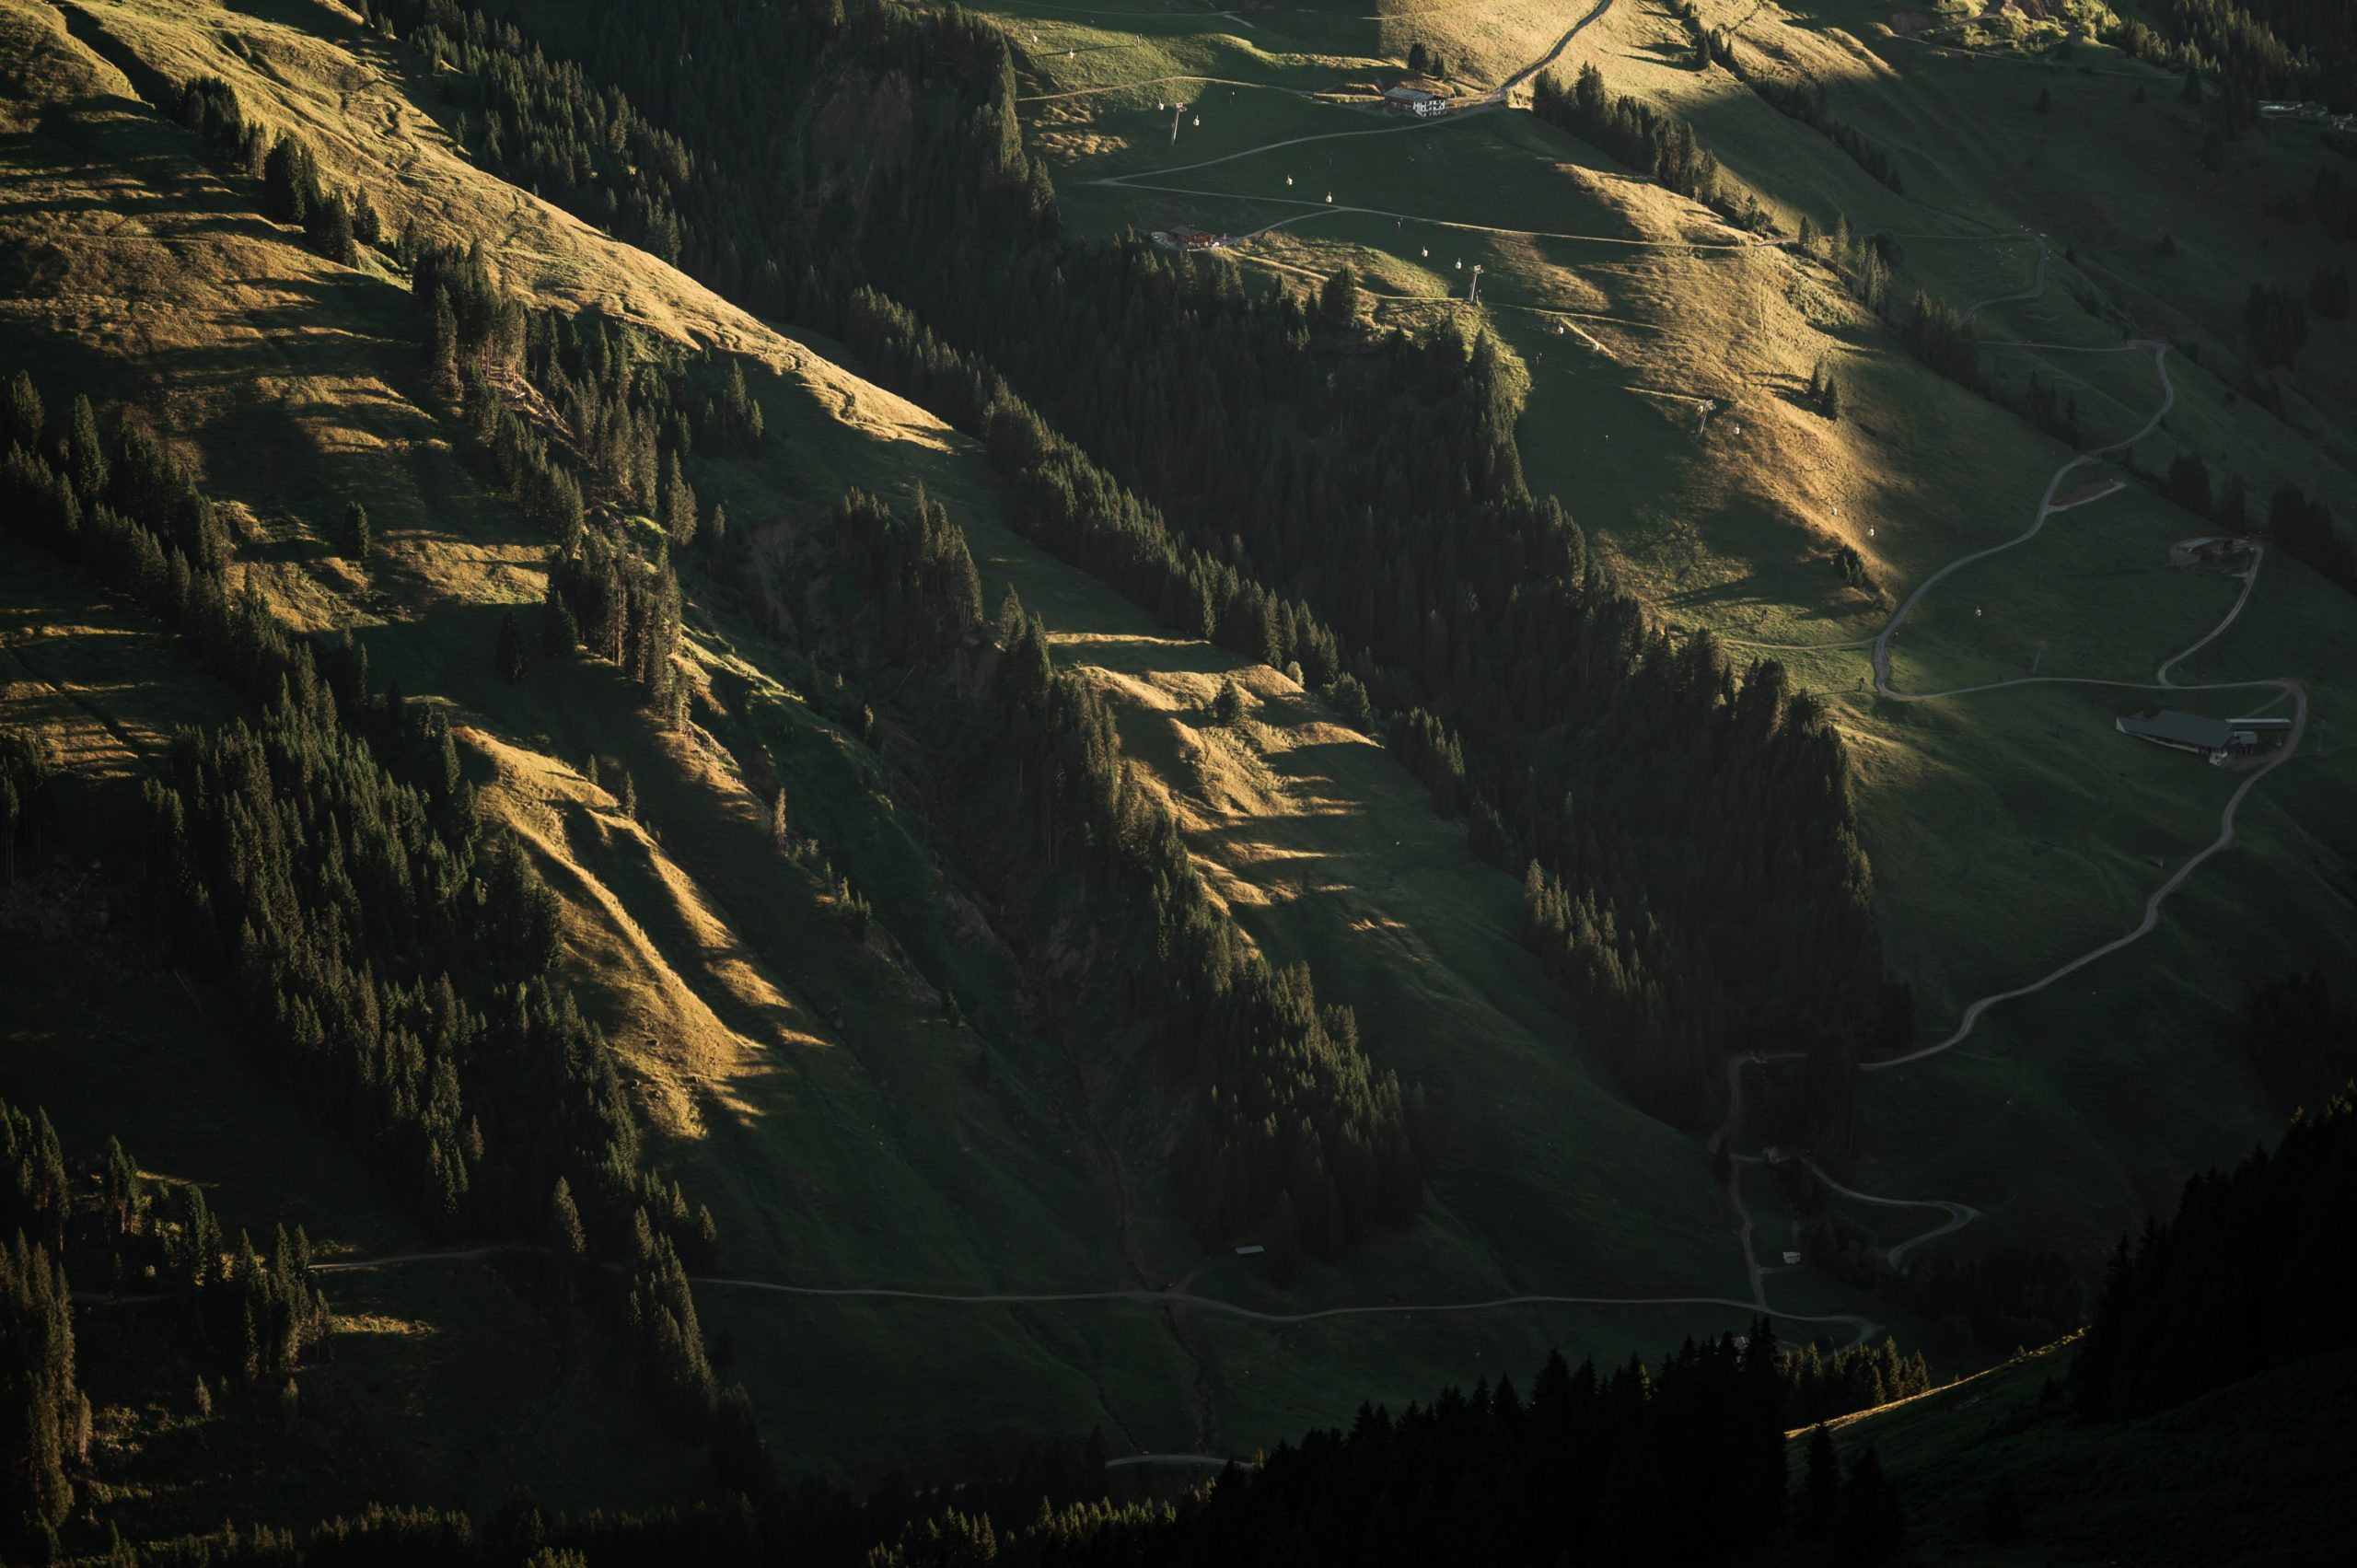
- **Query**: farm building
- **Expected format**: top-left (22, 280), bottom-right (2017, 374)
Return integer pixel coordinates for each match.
top-left (1382, 86), bottom-right (1444, 117)
top-left (2117, 710), bottom-right (2293, 760)
top-left (2117, 709), bottom-right (2232, 756)
top-left (1166, 225), bottom-right (1221, 250)
top-left (2169, 536), bottom-right (2249, 567)
top-left (2225, 716), bottom-right (2294, 754)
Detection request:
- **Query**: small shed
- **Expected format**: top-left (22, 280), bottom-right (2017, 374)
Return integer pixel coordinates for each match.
top-left (2168, 536), bottom-right (2247, 567)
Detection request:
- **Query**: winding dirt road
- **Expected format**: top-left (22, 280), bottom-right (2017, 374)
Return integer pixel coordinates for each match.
top-left (1798, 1160), bottom-right (1980, 1270)
top-left (267, 1241), bottom-right (1880, 1343)
top-left (1865, 339), bottom-right (2308, 1069)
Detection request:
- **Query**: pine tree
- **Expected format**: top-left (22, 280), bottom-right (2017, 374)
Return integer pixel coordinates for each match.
top-left (343, 501), bottom-right (371, 561)
top-left (67, 393), bottom-right (106, 504)
top-left (1318, 263), bottom-right (1363, 331)
top-left (0, 1233), bottom-right (87, 1542)
top-left (2, 370), bottom-right (41, 452)
top-left (541, 575), bottom-right (578, 654)
top-left (1804, 1422), bottom-right (1839, 1536)
top-left (496, 609), bottom-right (528, 683)
top-left (101, 1137), bottom-right (143, 1239)
top-left (352, 189), bottom-right (382, 249)
top-left (261, 134), bottom-right (310, 225)
top-left (660, 451), bottom-right (697, 547)
top-left (771, 787), bottom-right (789, 849)
top-left (1213, 674), bottom-right (1247, 725)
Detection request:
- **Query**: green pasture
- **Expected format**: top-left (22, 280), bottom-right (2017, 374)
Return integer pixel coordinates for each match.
top-left (1807, 1341), bottom-right (2353, 1565)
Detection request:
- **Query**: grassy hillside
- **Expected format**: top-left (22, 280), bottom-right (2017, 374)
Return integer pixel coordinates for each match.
top-left (0, 539), bottom-right (708, 1532)
top-left (6, 0), bottom-right (2351, 1540)
top-left (1802, 1339), bottom-right (2357, 1564)
top-left (0, 0), bottom-right (1938, 1507)
top-left (1, 0), bottom-right (1202, 1487)
top-left (987, 0), bottom-right (2357, 1286)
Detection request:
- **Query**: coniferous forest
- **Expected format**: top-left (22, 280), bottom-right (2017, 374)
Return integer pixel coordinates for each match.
top-left (358, 0), bottom-right (1900, 1170)
top-left (6, 0), bottom-right (2355, 1558)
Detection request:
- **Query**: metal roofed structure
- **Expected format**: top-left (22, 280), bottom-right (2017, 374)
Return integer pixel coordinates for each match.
top-left (2116, 709), bottom-right (2232, 756)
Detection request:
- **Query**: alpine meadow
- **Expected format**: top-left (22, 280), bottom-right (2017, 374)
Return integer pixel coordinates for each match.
top-left (1, 0), bottom-right (2351, 1562)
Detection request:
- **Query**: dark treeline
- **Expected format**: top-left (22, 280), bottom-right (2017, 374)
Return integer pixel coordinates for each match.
top-left (2022, 371), bottom-right (2083, 447)
top-left (2115, 0), bottom-right (2352, 109)
top-left (839, 289), bottom-right (1352, 696)
top-left (170, 75), bottom-right (380, 266)
top-left (0, 1228), bottom-right (84, 1551)
top-left (358, 0), bottom-right (1893, 1147)
top-left (1535, 62), bottom-right (1773, 228)
top-left (1901, 1244), bottom-right (2086, 1356)
top-left (1672, 2), bottom-right (1739, 70)
top-left (12, 1322), bottom-right (1926, 1568)
top-left (407, 238), bottom-right (768, 712)
top-left (1782, 1335), bottom-right (1933, 1426)
top-left (2242, 280), bottom-right (2309, 366)
top-left (2241, 969), bottom-right (2355, 1110)
top-left (1898, 290), bottom-right (1982, 389)
top-left (824, 491), bottom-right (1422, 1257)
top-left (872, 1326), bottom-right (1798, 1566)
top-left (2073, 1097), bottom-right (2354, 1421)
top-left (0, 368), bottom-right (726, 1442)
top-left (1796, 212), bottom-right (1896, 316)
top-left (0, 715), bottom-right (53, 888)
top-left (2267, 480), bottom-right (2356, 594)
top-left (1719, 46), bottom-right (1907, 195)
top-left (3, 1090), bottom-right (330, 1558)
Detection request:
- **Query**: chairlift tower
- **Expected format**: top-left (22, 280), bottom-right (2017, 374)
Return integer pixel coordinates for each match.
top-left (1467, 263), bottom-right (1482, 304)
top-left (1169, 103), bottom-right (1188, 145)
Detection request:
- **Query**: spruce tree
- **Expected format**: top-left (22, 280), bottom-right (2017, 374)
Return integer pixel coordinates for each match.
top-left (496, 608), bottom-right (528, 683)
top-left (67, 393), bottom-right (106, 504)
top-left (344, 501), bottom-right (371, 561)
top-left (0, 1233), bottom-right (87, 1543)
top-left (660, 451), bottom-right (697, 547)
top-left (1318, 263), bottom-right (1363, 331)
top-left (1804, 1422), bottom-right (1839, 1536)
top-left (2, 370), bottom-right (40, 451)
